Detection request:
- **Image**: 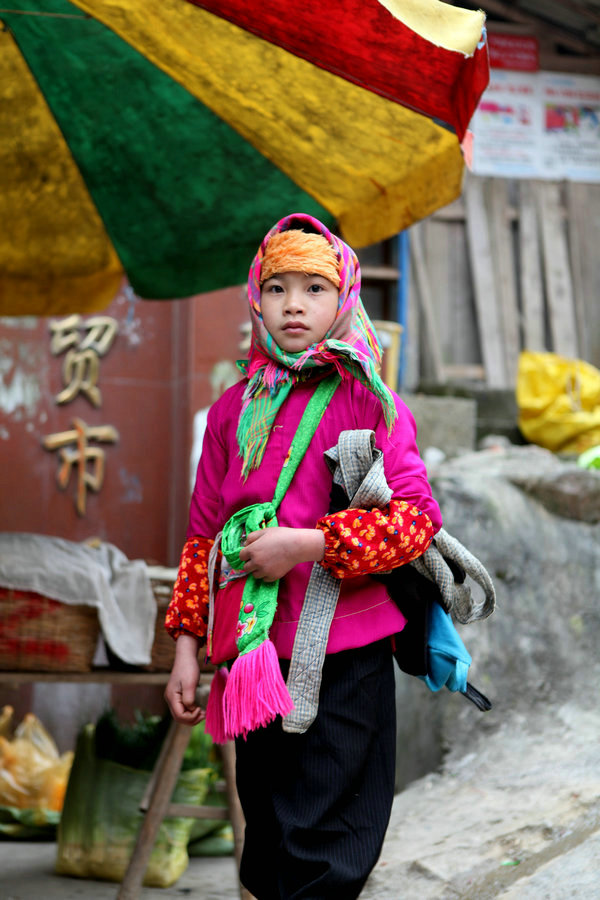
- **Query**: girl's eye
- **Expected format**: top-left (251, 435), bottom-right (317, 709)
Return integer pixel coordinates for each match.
top-left (308, 284), bottom-right (324, 293)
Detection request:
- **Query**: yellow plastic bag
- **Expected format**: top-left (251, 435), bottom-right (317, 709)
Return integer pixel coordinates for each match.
top-left (0, 709), bottom-right (73, 812)
top-left (517, 352), bottom-right (600, 454)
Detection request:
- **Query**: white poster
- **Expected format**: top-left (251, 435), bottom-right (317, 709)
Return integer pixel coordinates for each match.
top-left (470, 70), bottom-right (600, 182)
top-left (540, 72), bottom-right (600, 182)
top-left (470, 70), bottom-right (541, 178)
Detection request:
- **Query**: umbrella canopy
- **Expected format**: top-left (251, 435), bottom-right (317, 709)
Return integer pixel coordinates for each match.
top-left (0, 0), bottom-right (489, 315)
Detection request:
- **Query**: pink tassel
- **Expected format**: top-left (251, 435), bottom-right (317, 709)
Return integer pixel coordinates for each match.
top-left (205, 666), bottom-right (230, 744)
top-left (223, 640), bottom-right (294, 740)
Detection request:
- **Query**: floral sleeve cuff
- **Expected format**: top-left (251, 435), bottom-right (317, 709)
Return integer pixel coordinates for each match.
top-left (316, 500), bottom-right (435, 578)
top-left (164, 536), bottom-right (214, 642)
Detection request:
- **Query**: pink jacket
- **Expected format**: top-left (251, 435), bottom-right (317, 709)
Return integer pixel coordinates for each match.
top-left (188, 376), bottom-right (441, 658)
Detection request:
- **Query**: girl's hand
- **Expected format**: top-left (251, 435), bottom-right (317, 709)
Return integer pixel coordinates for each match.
top-left (239, 527), bottom-right (325, 582)
top-left (164, 633), bottom-right (205, 725)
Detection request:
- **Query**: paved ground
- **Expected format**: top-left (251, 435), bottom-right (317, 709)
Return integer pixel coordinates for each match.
top-left (1, 849), bottom-right (239, 900)
top-left (1, 704), bottom-right (599, 900)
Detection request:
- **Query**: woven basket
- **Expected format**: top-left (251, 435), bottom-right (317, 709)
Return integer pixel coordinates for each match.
top-left (0, 587), bottom-right (100, 672)
top-left (145, 581), bottom-right (176, 672)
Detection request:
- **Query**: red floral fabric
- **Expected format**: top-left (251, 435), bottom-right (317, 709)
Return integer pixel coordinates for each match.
top-left (317, 500), bottom-right (435, 578)
top-left (164, 536), bottom-right (214, 641)
top-left (166, 501), bottom-right (435, 638)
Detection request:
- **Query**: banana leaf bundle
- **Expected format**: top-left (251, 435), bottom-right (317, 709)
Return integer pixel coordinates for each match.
top-left (56, 717), bottom-right (215, 887)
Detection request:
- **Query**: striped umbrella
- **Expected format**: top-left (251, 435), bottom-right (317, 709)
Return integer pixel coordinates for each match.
top-left (0, 0), bottom-right (488, 315)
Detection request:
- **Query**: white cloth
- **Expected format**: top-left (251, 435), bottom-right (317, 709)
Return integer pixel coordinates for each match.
top-left (0, 532), bottom-right (156, 665)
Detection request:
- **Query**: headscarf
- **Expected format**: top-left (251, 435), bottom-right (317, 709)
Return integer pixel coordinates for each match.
top-left (237, 213), bottom-right (397, 475)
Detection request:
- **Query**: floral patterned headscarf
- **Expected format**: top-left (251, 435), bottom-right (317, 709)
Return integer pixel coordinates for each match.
top-left (237, 213), bottom-right (397, 475)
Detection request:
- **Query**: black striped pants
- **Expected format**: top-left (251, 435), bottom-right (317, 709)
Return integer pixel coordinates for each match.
top-left (235, 638), bottom-right (397, 900)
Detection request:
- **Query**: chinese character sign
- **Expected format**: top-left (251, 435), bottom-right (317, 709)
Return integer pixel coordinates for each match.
top-left (43, 314), bottom-right (120, 515)
top-left (43, 418), bottom-right (119, 515)
top-left (49, 314), bottom-right (118, 406)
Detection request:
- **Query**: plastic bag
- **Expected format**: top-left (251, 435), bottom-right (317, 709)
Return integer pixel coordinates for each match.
top-left (0, 805), bottom-right (60, 839)
top-left (517, 351), bottom-right (600, 454)
top-left (578, 444), bottom-right (600, 470)
top-left (0, 709), bottom-right (73, 812)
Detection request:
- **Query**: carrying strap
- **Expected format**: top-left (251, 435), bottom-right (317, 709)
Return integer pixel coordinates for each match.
top-left (220, 374), bottom-right (340, 657)
top-left (221, 374), bottom-right (340, 571)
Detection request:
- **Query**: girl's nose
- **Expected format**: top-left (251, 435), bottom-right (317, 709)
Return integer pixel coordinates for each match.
top-left (283, 290), bottom-right (305, 314)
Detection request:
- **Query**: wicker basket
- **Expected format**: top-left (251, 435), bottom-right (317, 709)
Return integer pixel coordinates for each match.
top-left (146, 598), bottom-right (176, 671)
top-left (144, 577), bottom-right (177, 672)
top-left (0, 587), bottom-right (100, 672)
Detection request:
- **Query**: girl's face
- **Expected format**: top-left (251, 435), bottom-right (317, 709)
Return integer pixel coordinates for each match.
top-left (260, 271), bottom-right (339, 353)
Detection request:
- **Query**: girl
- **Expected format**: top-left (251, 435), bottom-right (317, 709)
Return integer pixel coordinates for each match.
top-left (165, 213), bottom-right (441, 899)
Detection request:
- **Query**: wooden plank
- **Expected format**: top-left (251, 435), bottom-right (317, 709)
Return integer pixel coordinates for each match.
top-left (489, 179), bottom-right (521, 385)
top-left (423, 218), bottom-right (453, 368)
top-left (409, 225), bottom-right (446, 384)
top-left (404, 230), bottom-right (421, 392)
top-left (448, 218), bottom-right (480, 372)
top-left (422, 217), bottom-right (479, 377)
top-left (443, 364), bottom-right (486, 380)
top-left (518, 180), bottom-right (546, 352)
top-left (568, 182), bottom-right (600, 369)
top-left (566, 181), bottom-right (595, 364)
top-left (361, 264), bottom-right (400, 281)
top-left (431, 195), bottom-right (466, 222)
top-left (536, 182), bottom-right (579, 359)
top-left (464, 176), bottom-right (507, 387)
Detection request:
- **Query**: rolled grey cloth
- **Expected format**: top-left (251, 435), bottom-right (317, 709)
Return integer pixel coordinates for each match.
top-left (411, 529), bottom-right (496, 624)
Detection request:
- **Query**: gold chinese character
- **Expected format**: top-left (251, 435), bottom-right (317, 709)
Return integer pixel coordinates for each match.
top-left (49, 314), bottom-right (82, 356)
top-left (49, 315), bottom-right (118, 407)
top-left (43, 417), bottom-right (119, 516)
top-left (79, 316), bottom-right (119, 356)
top-left (56, 348), bottom-right (101, 407)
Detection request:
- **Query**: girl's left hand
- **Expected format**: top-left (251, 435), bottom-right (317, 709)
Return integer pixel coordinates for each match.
top-left (239, 526), bottom-right (325, 582)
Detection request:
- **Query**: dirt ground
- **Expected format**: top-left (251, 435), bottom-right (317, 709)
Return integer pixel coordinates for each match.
top-left (1, 703), bottom-right (598, 900)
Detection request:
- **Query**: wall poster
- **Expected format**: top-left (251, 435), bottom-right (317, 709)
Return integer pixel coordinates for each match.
top-left (470, 70), bottom-right (600, 182)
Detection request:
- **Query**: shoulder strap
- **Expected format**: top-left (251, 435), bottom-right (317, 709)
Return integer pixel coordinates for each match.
top-left (221, 374), bottom-right (340, 571)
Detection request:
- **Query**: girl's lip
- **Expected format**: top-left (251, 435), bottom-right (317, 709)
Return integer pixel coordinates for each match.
top-left (283, 322), bottom-right (308, 331)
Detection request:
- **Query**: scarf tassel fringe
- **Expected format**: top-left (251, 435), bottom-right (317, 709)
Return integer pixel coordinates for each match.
top-left (206, 640), bottom-right (294, 742)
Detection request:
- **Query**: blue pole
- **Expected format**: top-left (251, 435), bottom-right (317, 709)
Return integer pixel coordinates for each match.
top-left (396, 230), bottom-right (410, 390)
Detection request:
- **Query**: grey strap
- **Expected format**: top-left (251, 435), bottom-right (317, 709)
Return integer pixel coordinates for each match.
top-left (283, 430), bottom-right (390, 733)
